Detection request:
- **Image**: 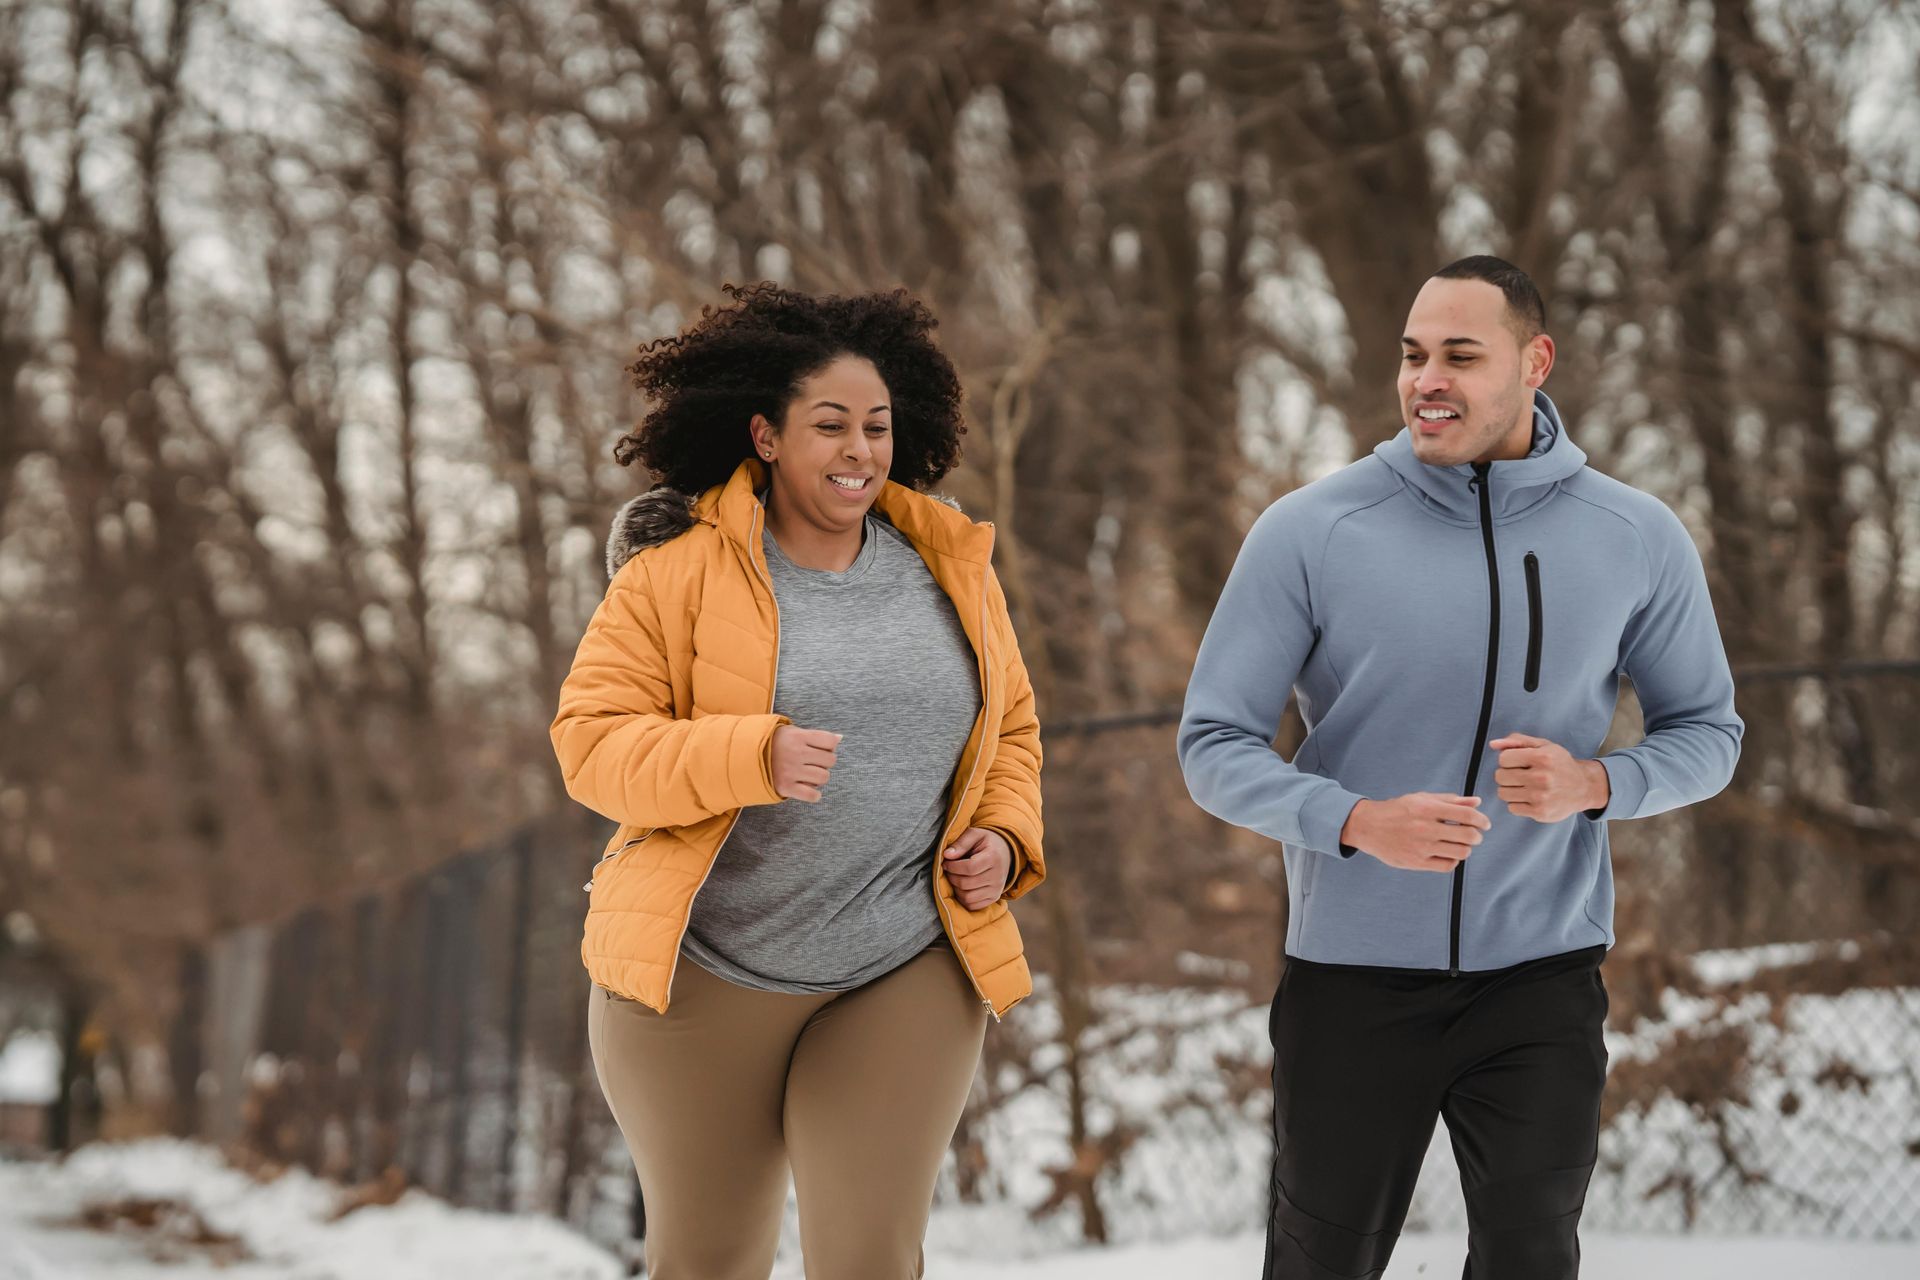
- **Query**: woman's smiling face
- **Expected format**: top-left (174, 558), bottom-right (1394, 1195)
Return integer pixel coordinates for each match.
top-left (751, 354), bottom-right (894, 534)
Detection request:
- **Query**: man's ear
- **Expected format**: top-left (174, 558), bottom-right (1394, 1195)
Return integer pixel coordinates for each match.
top-left (1524, 333), bottom-right (1556, 389)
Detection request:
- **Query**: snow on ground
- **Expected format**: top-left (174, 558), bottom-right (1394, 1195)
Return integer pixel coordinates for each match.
top-left (4, 1141), bottom-right (1919, 1279)
top-left (1591, 956), bottom-right (1920, 1236)
top-left (4, 945), bottom-right (1915, 1273)
top-left (1688, 939), bottom-right (1863, 986)
top-left (939, 1233), bottom-right (1920, 1279)
top-left (0, 1141), bottom-right (619, 1279)
top-left (941, 982), bottom-right (1274, 1251)
top-left (947, 963), bottom-right (1920, 1243)
top-left (0, 1032), bottom-right (59, 1106)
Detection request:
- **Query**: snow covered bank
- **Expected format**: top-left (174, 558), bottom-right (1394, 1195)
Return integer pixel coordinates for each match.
top-left (933, 1231), bottom-right (1920, 1279)
top-left (951, 965), bottom-right (1920, 1243)
top-left (5, 1141), bottom-right (1918, 1279)
top-left (0, 1140), bottom-right (620, 1279)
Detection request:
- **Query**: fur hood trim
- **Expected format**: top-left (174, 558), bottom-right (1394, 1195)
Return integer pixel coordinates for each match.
top-left (606, 485), bottom-right (963, 578)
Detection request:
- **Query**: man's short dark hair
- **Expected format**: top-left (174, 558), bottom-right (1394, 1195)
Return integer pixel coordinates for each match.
top-left (1433, 255), bottom-right (1546, 340)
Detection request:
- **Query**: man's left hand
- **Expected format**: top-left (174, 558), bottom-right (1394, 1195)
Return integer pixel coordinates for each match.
top-left (1488, 733), bottom-right (1609, 823)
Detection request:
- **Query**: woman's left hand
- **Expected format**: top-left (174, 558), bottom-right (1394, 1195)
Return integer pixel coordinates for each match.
top-left (942, 828), bottom-right (1012, 912)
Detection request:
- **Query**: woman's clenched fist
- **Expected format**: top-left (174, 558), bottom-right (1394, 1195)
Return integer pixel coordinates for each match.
top-left (770, 725), bottom-right (841, 802)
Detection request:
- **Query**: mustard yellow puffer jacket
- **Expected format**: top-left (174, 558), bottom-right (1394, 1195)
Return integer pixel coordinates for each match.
top-left (551, 458), bottom-right (1045, 1016)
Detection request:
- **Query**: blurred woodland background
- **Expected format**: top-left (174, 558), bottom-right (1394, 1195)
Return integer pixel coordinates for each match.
top-left (1, 0), bottom-right (1917, 1253)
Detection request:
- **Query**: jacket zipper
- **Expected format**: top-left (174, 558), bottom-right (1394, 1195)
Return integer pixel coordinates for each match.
top-left (650, 501), bottom-right (1002, 1017)
top-left (931, 545), bottom-right (1000, 1022)
top-left (659, 499), bottom-right (781, 1005)
top-left (1523, 552), bottom-right (1543, 693)
top-left (582, 830), bottom-right (653, 892)
top-left (1453, 463), bottom-right (1502, 976)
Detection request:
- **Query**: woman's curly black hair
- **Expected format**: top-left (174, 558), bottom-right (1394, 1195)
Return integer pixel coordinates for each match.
top-left (614, 282), bottom-right (967, 494)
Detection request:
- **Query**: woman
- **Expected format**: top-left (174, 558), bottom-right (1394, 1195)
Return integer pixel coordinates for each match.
top-left (550, 283), bottom-right (1045, 1279)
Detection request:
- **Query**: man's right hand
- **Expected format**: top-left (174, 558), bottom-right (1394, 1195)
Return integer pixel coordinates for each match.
top-left (770, 726), bottom-right (841, 803)
top-left (1340, 793), bottom-right (1488, 872)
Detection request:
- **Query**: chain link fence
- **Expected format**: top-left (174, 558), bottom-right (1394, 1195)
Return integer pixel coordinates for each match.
top-left (182, 810), bottom-right (638, 1241)
top-left (171, 665), bottom-right (1919, 1252)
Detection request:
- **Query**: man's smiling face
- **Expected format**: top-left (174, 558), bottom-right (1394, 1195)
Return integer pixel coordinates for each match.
top-left (1397, 277), bottom-right (1554, 467)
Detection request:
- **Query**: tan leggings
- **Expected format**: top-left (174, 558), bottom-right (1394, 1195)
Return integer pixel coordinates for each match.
top-left (587, 945), bottom-right (989, 1279)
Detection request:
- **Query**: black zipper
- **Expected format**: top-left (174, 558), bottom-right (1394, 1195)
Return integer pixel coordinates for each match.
top-left (1454, 462), bottom-right (1502, 976)
top-left (1523, 552), bottom-right (1543, 693)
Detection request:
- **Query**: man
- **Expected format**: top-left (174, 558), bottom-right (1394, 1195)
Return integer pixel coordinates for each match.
top-left (1178, 256), bottom-right (1743, 1279)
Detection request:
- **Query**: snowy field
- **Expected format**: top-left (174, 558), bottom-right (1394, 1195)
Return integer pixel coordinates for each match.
top-left (939, 952), bottom-right (1920, 1245)
top-left (4, 943), bottom-right (1914, 1275)
top-left (3, 1141), bottom-right (1918, 1279)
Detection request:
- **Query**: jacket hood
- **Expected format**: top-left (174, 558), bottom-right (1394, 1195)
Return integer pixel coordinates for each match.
top-left (606, 464), bottom-right (969, 578)
top-left (605, 487), bottom-right (699, 578)
top-left (1372, 389), bottom-right (1587, 525)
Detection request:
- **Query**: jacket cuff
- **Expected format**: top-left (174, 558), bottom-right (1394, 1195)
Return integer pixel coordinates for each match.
top-left (1584, 753), bottom-right (1648, 822)
top-left (975, 821), bottom-right (1041, 901)
top-left (1299, 785), bottom-right (1368, 858)
top-left (733, 714), bottom-right (792, 808)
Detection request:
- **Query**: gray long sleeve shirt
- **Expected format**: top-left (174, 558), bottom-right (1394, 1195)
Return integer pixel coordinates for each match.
top-left (682, 513), bottom-right (982, 992)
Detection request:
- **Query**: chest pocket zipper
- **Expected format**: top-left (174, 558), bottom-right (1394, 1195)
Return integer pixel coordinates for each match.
top-left (1523, 552), bottom-right (1543, 693)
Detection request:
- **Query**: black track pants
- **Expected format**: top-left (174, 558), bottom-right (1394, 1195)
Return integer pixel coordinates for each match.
top-left (1263, 945), bottom-right (1609, 1280)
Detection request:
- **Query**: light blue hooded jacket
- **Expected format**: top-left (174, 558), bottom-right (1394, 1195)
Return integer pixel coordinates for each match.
top-left (1178, 391), bottom-right (1743, 972)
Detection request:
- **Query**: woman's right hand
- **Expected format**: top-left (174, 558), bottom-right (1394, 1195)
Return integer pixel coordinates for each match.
top-left (770, 726), bottom-right (841, 803)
